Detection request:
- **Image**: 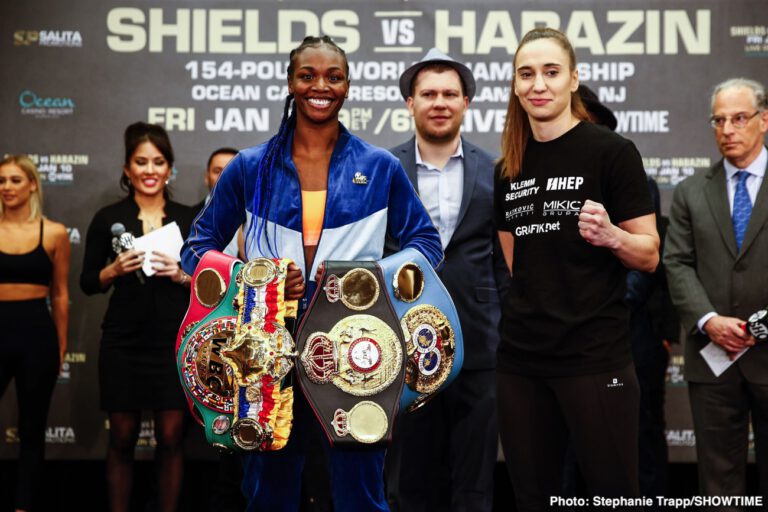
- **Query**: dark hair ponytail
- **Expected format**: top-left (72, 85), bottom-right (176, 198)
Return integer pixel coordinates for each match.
top-left (121, 121), bottom-right (174, 198)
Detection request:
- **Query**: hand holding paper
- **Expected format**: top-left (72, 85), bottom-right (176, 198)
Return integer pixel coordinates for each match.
top-left (700, 342), bottom-right (749, 377)
top-left (132, 222), bottom-right (185, 276)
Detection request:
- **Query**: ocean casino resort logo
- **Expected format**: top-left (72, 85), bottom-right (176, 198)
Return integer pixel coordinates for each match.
top-left (13, 29), bottom-right (82, 47)
top-left (19, 90), bottom-right (75, 119)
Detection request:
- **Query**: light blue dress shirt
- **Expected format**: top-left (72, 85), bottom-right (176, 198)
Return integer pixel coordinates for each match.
top-left (415, 139), bottom-right (464, 250)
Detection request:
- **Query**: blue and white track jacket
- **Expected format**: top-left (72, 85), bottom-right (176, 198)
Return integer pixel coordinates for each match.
top-left (181, 124), bottom-right (443, 290)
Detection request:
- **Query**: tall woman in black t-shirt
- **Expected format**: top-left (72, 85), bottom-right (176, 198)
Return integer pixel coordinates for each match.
top-left (0, 155), bottom-right (70, 511)
top-left (80, 123), bottom-right (194, 512)
top-left (494, 28), bottom-right (660, 509)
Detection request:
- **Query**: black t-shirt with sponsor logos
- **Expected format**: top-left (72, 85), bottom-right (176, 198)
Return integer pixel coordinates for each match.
top-left (493, 121), bottom-right (653, 377)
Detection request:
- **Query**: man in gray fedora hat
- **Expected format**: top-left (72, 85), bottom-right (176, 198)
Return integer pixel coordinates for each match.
top-left (385, 48), bottom-right (509, 512)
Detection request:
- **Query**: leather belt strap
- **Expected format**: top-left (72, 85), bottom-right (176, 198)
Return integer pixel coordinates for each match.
top-left (296, 261), bottom-right (406, 447)
top-left (176, 251), bottom-right (240, 425)
top-left (378, 248), bottom-right (464, 412)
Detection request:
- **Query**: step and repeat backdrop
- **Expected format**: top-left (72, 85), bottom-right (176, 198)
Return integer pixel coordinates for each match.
top-left (1, 0), bottom-right (767, 461)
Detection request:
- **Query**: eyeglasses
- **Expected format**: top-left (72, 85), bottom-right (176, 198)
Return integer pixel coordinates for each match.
top-left (709, 111), bottom-right (761, 129)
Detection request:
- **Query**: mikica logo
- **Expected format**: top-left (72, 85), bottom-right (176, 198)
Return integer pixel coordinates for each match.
top-left (607, 377), bottom-right (624, 388)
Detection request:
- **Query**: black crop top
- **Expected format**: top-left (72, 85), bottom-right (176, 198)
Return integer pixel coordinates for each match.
top-left (0, 220), bottom-right (54, 285)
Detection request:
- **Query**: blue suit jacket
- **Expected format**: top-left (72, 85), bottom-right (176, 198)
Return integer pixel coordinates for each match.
top-left (388, 137), bottom-right (510, 370)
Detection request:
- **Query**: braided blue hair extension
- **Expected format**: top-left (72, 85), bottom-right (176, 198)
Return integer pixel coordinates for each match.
top-left (245, 94), bottom-right (295, 260)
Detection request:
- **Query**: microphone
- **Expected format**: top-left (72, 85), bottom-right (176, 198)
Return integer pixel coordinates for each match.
top-left (746, 307), bottom-right (768, 342)
top-left (109, 223), bottom-right (145, 284)
top-left (110, 222), bottom-right (126, 252)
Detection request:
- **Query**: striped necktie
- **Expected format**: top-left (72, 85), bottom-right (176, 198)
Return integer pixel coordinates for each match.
top-left (732, 170), bottom-right (752, 250)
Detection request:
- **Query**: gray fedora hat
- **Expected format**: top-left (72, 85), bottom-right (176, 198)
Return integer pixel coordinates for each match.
top-left (399, 48), bottom-right (476, 101)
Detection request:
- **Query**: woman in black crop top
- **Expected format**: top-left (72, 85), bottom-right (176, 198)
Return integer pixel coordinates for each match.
top-left (0, 154), bottom-right (71, 512)
top-left (80, 122), bottom-right (194, 512)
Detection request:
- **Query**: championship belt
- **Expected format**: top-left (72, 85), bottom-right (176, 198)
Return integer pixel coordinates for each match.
top-left (295, 250), bottom-right (464, 446)
top-left (296, 261), bottom-right (405, 446)
top-left (176, 252), bottom-right (297, 451)
top-left (378, 248), bottom-right (464, 412)
top-left (175, 250), bottom-right (239, 425)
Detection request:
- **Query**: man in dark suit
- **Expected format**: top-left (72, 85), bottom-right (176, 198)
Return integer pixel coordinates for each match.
top-left (194, 147), bottom-right (238, 213)
top-left (665, 78), bottom-right (768, 506)
top-left (385, 48), bottom-right (509, 512)
top-left (194, 147), bottom-right (239, 258)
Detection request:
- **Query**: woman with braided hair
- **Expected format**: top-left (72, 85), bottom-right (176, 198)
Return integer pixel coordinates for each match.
top-left (182, 36), bottom-right (441, 512)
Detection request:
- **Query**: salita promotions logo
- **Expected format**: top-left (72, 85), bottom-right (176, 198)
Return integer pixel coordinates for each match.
top-left (13, 29), bottom-right (82, 47)
top-left (5, 426), bottom-right (77, 444)
top-left (665, 429), bottom-right (696, 447)
top-left (4, 427), bottom-right (18, 443)
top-left (46, 425), bottom-right (77, 444)
top-left (19, 90), bottom-right (75, 119)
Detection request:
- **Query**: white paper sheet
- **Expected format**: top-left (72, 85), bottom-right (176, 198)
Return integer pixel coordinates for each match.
top-left (700, 341), bottom-right (749, 377)
top-left (132, 221), bottom-right (185, 276)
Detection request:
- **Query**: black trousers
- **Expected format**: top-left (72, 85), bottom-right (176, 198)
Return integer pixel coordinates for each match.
top-left (0, 299), bottom-right (59, 511)
top-left (497, 365), bottom-right (640, 511)
top-left (688, 367), bottom-right (768, 512)
top-left (386, 368), bottom-right (498, 512)
top-left (636, 345), bottom-right (669, 501)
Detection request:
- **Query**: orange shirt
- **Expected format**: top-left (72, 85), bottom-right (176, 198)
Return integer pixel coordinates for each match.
top-left (301, 190), bottom-right (326, 246)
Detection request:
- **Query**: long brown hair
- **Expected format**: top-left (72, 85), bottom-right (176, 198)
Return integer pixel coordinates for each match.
top-left (499, 28), bottom-right (589, 180)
